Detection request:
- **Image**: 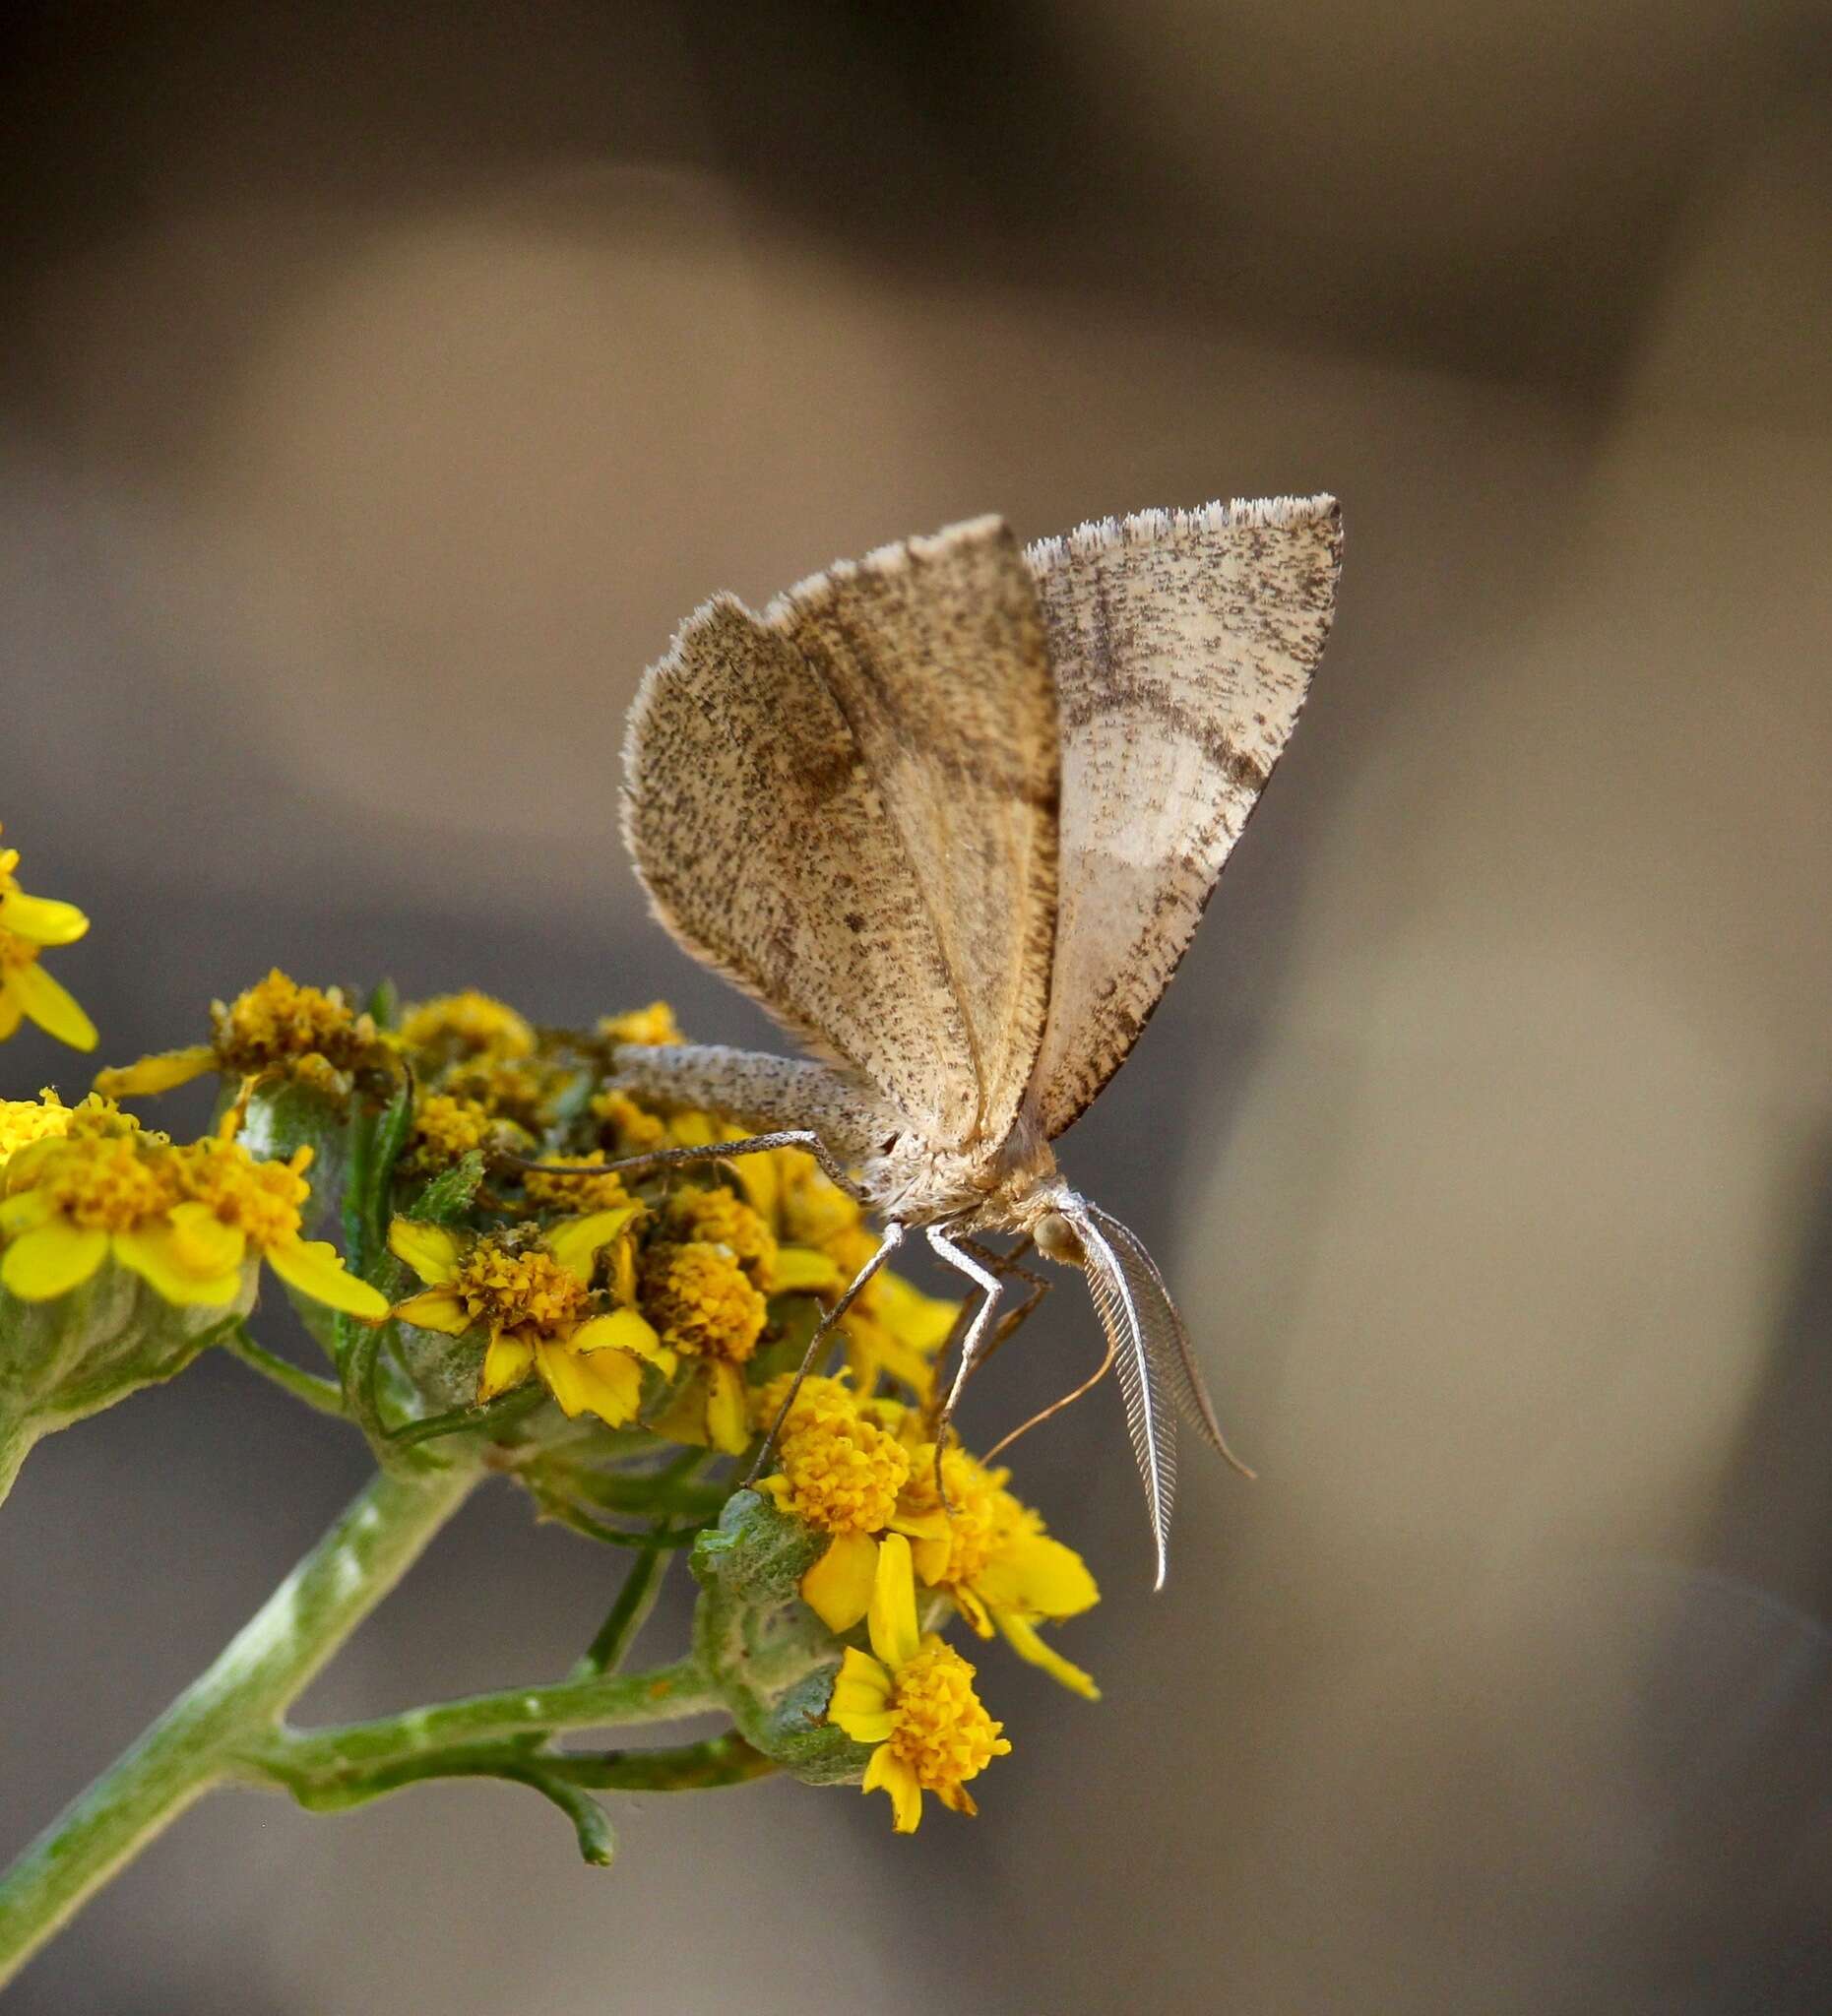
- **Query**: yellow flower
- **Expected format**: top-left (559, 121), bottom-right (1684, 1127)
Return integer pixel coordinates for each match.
top-left (440, 1056), bottom-right (554, 1132)
top-left (754, 1377), bottom-right (948, 1632)
top-left (172, 1136), bottom-right (388, 1317)
top-left (828, 1534), bottom-right (1011, 1833)
top-left (400, 1092), bottom-right (529, 1178)
top-left (897, 1443), bottom-right (1101, 1699)
top-left (591, 1088), bottom-right (669, 1154)
top-left (598, 1001), bottom-right (683, 1047)
top-left (517, 1148), bottom-right (635, 1217)
top-left (96, 969), bottom-right (382, 1100)
top-left (398, 989), bottom-right (535, 1062)
top-left (387, 1208), bottom-right (670, 1429)
top-left (663, 1186), bottom-right (780, 1287)
top-left (641, 1239), bottom-right (768, 1454)
top-left (0, 827), bottom-right (96, 1053)
top-left (0, 1125), bottom-right (376, 1315)
top-left (0, 1133), bottom-right (184, 1301)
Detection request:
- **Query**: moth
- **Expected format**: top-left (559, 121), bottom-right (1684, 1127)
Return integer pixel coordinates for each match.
top-left (579, 499), bottom-right (1341, 1584)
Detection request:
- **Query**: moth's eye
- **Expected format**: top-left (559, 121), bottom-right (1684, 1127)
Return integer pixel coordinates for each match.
top-left (1034, 1212), bottom-right (1085, 1266)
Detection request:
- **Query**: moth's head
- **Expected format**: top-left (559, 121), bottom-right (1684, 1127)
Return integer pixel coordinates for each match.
top-left (1032, 1195), bottom-right (1089, 1268)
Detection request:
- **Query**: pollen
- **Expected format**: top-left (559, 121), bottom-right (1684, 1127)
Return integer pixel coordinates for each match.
top-left (641, 1240), bottom-right (767, 1363)
top-left (520, 1149), bottom-right (633, 1216)
top-left (663, 1187), bottom-right (776, 1286)
top-left (180, 1140), bottom-right (310, 1249)
top-left (599, 1001), bottom-right (683, 1047)
top-left (453, 1238), bottom-right (592, 1338)
top-left (33, 1136), bottom-right (179, 1229)
top-left (773, 1405), bottom-right (911, 1536)
top-left (211, 970), bottom-right (376, 1077)
top-left (886, 1642), bottom-right (1011, 1796)
top-left (398, 989), bottom-right (535, 1061)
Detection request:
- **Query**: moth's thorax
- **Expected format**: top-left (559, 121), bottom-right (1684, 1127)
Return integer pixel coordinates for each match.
top-left (854, 1112), bottom-right (1060, 1229)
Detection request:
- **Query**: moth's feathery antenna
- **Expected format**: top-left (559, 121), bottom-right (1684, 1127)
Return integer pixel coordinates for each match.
top-left (741, 1223), bottom-right (907, 1483)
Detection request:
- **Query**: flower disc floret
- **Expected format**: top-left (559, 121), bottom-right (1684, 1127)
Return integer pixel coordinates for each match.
top-left (598, 1001), bottom-right (682, 1047)
top-left (880, 1642), bottom-right (1008, 1801)
top-left (642, 1241), bottom-right (766, 1363)
top-left (399, 989), bottom-right (535, 1061)
top-left (771, 1406), bottom-right (911, 1537)
top-left (518, 1150), bottom-right (632, 1216)
top-left (664, 1188), bottom-right (776, 1287)
top-left (453, 1240), bottom-right (594, 1338)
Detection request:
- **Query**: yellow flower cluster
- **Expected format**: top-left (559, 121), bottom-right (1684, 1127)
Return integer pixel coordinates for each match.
top-left (753, 1369), bottom-right (1101, 1782)
top-left (0, 825), bottom-right (96, 1053)
top-left (0, 1102), bottom-right (385, 1317)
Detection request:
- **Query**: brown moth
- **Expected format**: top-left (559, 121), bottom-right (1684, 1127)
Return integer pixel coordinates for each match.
top-left (593, 499), bottom-right (1341, 1584)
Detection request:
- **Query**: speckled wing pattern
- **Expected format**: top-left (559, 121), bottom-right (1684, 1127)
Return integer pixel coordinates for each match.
top-left (1021, 496), bottom-right (1343, 1140)
top-left (620, 520), bottom-right (1058, 1152)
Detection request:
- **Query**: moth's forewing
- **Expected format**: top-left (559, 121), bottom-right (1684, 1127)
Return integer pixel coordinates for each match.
top-left (1022, 496), bottom-right (1343, 1140)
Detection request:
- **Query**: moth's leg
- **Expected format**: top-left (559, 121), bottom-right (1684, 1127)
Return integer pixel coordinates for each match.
top-left (742, 1223), bottom-right (906, 1484)
top-left (959, 1235), bottom-right (1052, 1368)
top-left (508, 1130), bottom-right (860, 1197)
top-left (979, 1328), bottom-right (1117, 1466)
top-left (924, 1226), bottom-right (1006, 1506)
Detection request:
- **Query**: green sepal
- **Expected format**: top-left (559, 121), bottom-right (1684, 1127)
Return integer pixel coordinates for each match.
top-left (239, 1080), bottom-right (352, 1237)
top-left (403, 1150), bottom-right (485, 1226)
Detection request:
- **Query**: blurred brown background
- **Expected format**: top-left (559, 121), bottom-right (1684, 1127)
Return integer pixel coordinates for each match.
top-left (4, 2), bottom-right (1831, 2009)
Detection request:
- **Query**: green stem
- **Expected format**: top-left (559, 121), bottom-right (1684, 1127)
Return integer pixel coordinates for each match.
top-left (571, 1545), bottom-right (671, 1678)
top-left (223, 1325), bottom-right (346, 1418)
top-left (236, 1653), bottom-right (715, 1795)
top-left (0, 1458), bottom-right (478, 1990)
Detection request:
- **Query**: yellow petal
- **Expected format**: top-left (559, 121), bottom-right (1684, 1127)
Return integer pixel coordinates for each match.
top-left (393, 1286), bottom-right (471, 1334)
top-left (1, 1220), bottom-right (107, 1299)
top-left (111, 1225), bottom-right (242, 1306)
top-left (95, 1046), bottom-right (216, 1098)
top-left (267, 1236), bottom-right (389, 1319)
top-left (867, 1532), bottom-right (921, 1671)
top-left (705, 1360), bottom-right (751, 1455)
top-left (478, 1331), bottom-right (537, 1400)
top-left (534, 1338), bottom-right (642, 1426)
top-left (977, 1532), bottom-right (1101, 1622)
top-left (544, 1206), bottom-right (641, 1285)
top-left (570, 1306), bottom-right (673, 1372)
top-left (770, 1244), bottom-right (846, 1294)
top-left (164, 1200), bottom-right (247, 1278)
top-left (829, 1645), bottom-right (897, 1742)
top-left (871, 1271), bottom-right (960, 1353)
top-left (13, 964), bottom-right (97, 1052)
top-left (0, 1189), bottom-right (53, 1234)
top-left (0, 891), bottom-right (90, 947)
top-left (861, 1744), bottom-right (924, 1833)
top-left (801, 1532), bottom-right (881, 1633)
top-left (993, 1606), bottom-right (1101, 1700)
top-left (0, 987), bottom-right (23, 1040)
top-left (668, 1110), bottom-right (720, 1148)
top-left (728, 1145), bottom-right (778, 1221)
top-left (386, 1218), bottom-right (462, 1285)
